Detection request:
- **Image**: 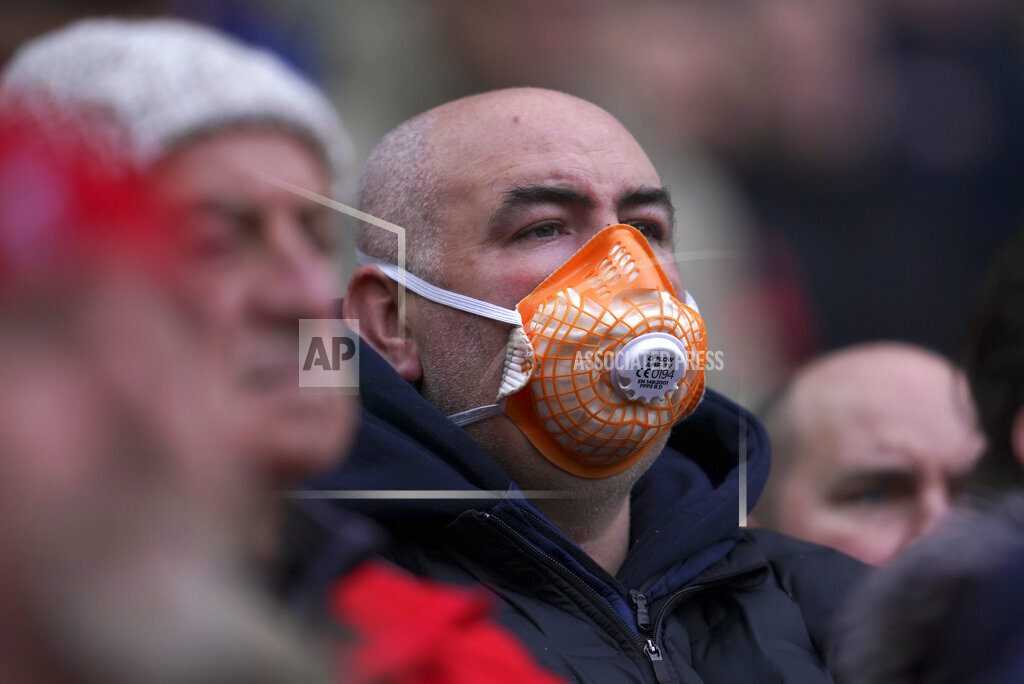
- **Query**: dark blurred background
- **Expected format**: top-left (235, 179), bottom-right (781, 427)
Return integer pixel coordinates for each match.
top-left (6, 0), bottom-right (1023, 404)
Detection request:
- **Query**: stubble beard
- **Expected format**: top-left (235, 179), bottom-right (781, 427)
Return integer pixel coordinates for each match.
top-left (415, 303), bottom-right (667, 543)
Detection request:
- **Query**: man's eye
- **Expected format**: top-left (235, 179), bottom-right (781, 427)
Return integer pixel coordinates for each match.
top-left (301, 209), bottom-right (338, 254)
top-left (182, 213), bottom-right (248, 259)
top-left (624, 221), bottom-right (664, 242)
top-left (830, 479), bottom-right (914, 507)
top-left (515, 222), bottom-right (565, 242)
top-left (847, 489), bottom-right (893, 506)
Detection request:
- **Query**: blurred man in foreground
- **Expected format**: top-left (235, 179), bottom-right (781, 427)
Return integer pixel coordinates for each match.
top-left (0, 105), bottom-right (325, 683)
top-left (2, 18), bottom-right (360, 679)
top-left (3, 16), bottom-right (355, 564)
top-left (2, 21), bottom-right (564, 683)
top-left (320, 87), bottom-right (864, 682)
top-left (754, 342), bottom-right (984, 565)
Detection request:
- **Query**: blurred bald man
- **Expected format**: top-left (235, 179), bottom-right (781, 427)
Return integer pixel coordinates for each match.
top-left (754, 342), bottom-right (984, 565)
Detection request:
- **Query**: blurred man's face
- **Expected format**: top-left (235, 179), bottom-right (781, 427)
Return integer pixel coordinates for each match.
top-left (411, 91), bottom-right (681, 496)
top-left (0, 280), bottom-right (317, 682)
top-left (154, 129), bottom-right (352, 484)
top-left (0, 277), bottom-right (244, 562)
top-left (0, 114), bottom-right (331, 681)
top-left (772, 359), bottom-right (983, 565)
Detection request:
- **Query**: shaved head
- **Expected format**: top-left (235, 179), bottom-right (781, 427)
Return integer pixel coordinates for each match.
top-left (355, 88), bottom-right (663, 285)
top-left (756, 342), bottom-right (984, 565)
top-left (356, 111), bottom-right (442, 277)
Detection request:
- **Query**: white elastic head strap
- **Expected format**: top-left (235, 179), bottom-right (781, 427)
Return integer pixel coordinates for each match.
top-left (357, 251), bottom-right (698, 323)
top-left (684, 290), bottom-right (700, 314)
top-left (357, 250), bottom-right (523, 327)
top-left (356, 251), bottom-right (700, 429)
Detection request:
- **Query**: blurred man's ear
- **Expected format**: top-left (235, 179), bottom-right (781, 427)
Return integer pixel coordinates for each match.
top-left (343, 266), bottom-right (422, 382)
top-left (1012, 406), bottom-right (1024, 468)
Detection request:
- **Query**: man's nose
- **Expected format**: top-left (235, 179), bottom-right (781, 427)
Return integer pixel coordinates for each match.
top-left (916, 486), bottom-right (952, 537)
top-left (257, 217), bottom-right (337, 319)
top-left (593, 218), bottom-right (683, 294)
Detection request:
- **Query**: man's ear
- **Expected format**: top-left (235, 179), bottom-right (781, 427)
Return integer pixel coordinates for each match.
top-left (343, 266), bottom-right (422, 382)
top-left (1012, 405), bottom-right (1024, 469)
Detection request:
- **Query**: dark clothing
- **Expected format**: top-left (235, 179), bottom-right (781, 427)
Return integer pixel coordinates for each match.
top-left (276, 497), bottom-right (384, 623)
top-left (303, 341), bottom-right (865, 683)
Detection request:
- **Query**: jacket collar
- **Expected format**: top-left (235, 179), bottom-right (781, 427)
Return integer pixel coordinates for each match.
top-left (310, 337), bottom-right (772, 592)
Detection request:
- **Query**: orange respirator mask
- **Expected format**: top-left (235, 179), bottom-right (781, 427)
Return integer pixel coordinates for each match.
top-left (363, 224), bottom-right (707, 478)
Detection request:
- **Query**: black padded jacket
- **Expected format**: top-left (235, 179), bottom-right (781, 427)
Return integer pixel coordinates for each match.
top-left (298, 341), bottom-right (866, 683)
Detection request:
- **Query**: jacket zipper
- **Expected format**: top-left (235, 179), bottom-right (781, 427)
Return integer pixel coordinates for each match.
top-left (629, 590), bottom-right (675, 682)
top-left (484, 513), bottom-right (673, 684)
top-left (515, 507), bottom-right (678, 682)
top-left (630, 590), bottom-right (652, 632)
top-left (507, 508), bottom-right (768, 682)
top-left (649, 566), bottom-right (768, 646)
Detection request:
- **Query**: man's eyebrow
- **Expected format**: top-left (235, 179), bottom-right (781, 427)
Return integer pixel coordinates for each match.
top-left (488, 185), bottom-right (595, 226)
top-left (617, 186), bottom-right (675, 225)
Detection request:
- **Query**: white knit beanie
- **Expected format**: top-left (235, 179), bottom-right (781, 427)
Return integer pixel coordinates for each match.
top-left (1, 17), bottom-right (352, 190)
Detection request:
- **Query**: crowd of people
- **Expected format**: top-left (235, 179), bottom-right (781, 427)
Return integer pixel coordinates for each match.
top-left (1, 11), bottom-right (1023, 684)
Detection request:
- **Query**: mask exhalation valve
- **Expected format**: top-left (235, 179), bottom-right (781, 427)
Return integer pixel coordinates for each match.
top-left (611, 332), bottom-right (689, 404)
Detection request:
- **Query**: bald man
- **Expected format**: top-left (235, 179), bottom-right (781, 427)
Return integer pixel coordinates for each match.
top-left (298, 88), bottom-right (864, 682)
top-left (754, 342), bottom-right (984, 565)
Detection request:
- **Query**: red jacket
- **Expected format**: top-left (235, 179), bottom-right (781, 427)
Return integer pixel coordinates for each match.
top-left (332, 562), bottom-right (563, 684)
